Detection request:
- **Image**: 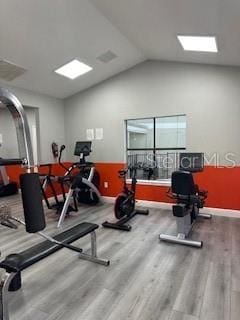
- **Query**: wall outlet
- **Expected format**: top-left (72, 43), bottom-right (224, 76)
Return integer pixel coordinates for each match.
top-left (104, 182), bottom-right (109, 188)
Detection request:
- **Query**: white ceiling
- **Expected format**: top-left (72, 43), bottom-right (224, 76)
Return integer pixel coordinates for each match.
top-left (91, 0), bottom-right (240, 65)
top-left (0, 0), bottom-right (144, 99)
top-left (0, 0), bottom-right (240, 99)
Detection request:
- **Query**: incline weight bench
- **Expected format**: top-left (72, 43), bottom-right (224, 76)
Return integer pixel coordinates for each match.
top-left (0, 221), bottom-right (109, 320)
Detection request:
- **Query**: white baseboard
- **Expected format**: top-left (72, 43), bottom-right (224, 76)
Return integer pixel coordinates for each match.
top-left (102, 196), bottom-right (240, 218)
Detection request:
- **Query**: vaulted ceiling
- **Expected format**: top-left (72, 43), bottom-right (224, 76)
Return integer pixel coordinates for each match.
top-left (0, 0), bottom-right (239, 99)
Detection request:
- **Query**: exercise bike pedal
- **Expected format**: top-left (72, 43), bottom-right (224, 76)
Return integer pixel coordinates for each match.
top-left (135, 209), bottom-right (149, 215)
top-left (55, 203), bottom-right (77, 215)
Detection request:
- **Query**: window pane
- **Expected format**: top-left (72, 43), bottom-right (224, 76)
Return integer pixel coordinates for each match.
top-left (127, 118), bottom-right (154, 149)
top-left (127, 150), bottom-right (156, 180)
top-left (155, 115), bottom-right (186, 149)
top-left (155, 150), bottom-right (179, 179)
top-left (127, 150), bottom-right (180, 180)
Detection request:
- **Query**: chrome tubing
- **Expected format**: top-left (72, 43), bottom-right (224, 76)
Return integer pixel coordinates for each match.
top-left (159, 234), bottom-right (203, 248)
top-left (0, 88), bottom-right (34, 169)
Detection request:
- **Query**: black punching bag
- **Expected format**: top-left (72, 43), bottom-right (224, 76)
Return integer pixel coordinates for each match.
top-left (20, 173), bottom-right (46, 233)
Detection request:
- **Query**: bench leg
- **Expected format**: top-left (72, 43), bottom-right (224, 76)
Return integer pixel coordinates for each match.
top-left (78, 231), bottom-right (110, 266)
top-left (0, 272), bottom-right (17, 320)
top-left (91, 231), bottom-right (97, 258)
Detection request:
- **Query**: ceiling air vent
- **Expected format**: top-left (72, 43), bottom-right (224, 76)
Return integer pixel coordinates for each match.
top-left (0, 60), bottom-right (27, 81)
top-left (97, 50), bottom-right (117, 63)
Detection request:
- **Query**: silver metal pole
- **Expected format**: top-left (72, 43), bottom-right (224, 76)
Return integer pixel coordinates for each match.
top-left (57, 188), bottom-right (74, 228)
top-left (0, 271), bottom-right (17, 320)
top-left (0, 88), bottom-right (34, 169)
top-left (0, 167), bottom-right (9, 185)
top-left (88, 167), bottom-right (95, 182)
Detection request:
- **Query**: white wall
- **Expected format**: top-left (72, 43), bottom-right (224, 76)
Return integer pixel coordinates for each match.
top-left (2, 61), bottom-right (239, 166)
top-left (64, 60), bottom-right (240, 165)
top-left (0, 83), bottom-right (65, 163)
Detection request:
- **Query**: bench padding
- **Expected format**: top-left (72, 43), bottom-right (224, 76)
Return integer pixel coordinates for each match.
top-left (0, 222), bottom-right (98, 273)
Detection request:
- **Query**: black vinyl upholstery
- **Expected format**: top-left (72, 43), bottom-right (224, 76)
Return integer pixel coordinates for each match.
top-left (171, 171), bottom-right (207, 208)
top-left (0, 222), bottom-right (98, 273)
top-left (171, 171), bottom-right (196, 195)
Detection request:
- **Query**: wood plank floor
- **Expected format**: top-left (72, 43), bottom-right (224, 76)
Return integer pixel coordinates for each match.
top-left (0, 195), bottom-right (239, 320)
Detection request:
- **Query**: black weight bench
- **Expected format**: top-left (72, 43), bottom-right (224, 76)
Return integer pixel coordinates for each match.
top-left (0, 222), bottom-right (109, 320)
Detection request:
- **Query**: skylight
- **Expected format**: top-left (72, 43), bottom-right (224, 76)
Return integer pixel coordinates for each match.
top-left (54, 59), bottom-right (92, 79)
top-left (177, 36), bottom-right (218, 53)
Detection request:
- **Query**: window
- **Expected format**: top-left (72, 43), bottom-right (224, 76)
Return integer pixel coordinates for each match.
top-left (126, 115), bottom-right (186, 180)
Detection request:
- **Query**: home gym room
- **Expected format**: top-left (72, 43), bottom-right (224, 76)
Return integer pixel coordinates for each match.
top-left (0, 1), bottom-right (239, 320)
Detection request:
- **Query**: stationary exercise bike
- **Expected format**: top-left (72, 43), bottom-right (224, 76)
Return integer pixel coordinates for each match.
top-left (102, 166), bottom-right (149, 231)
top-left (160, 153), bottom-right (211, 248)
top-left (40, 142), bottom-right (102, 227)
top-left (39, 145), bottom-right (78, 215)
top-left (63, 141), bottom-right (101, 205)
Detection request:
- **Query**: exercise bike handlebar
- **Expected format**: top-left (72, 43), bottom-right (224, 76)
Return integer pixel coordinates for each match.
top-left (58, 145), bottom-right (69, 172)
top-left (39, 145), bottom-right (67, 178)
top-left (39, 163), bottom-right (53, 177)
top-left (59, 145), bottom-right (66, 158)
top-left (118, 169), bottom-right (128, 177)
top-left (118, 166), bottom-right (137, 179)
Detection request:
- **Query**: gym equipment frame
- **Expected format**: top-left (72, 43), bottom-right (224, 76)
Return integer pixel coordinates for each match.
top-left (0, 87), bottom-right (110, 320)
top-left (160, 170), bottom-right (211, 248)
top-left (0, 215), bottom-right (109, 320)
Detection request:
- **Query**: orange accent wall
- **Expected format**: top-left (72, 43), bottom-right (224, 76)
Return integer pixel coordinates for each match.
top-left (96, 163), bottom-right (240, 211)
top-left (5, 162), bottom-right (240, 211)
top-left (194, 166), bottom-right (240, 210)
top-left (6, 163), bottom-right (72, 184)
top-left (95, 163), bottom-right (172, 203)
top-left (95, 163), bottom-right (125, 197)
top-left (5, 163), bottom-right (72, 198)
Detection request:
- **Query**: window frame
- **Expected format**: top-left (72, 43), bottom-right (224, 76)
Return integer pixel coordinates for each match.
top-left (125, 115), bottom-right (187, 183)
top-left (126, 114), bottom-right (186, 150)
